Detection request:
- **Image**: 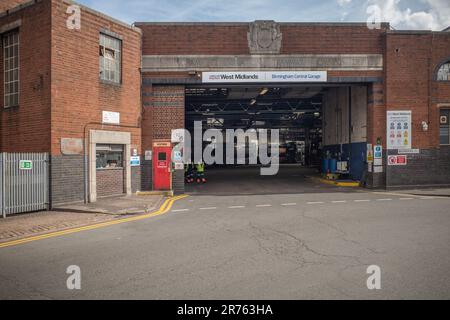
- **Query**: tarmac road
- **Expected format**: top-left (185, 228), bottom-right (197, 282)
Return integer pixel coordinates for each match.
top-left (0, 184), bottom-right (449, 299)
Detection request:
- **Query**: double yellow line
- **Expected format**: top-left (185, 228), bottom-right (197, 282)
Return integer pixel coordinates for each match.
top-left (0, 195), bottom-right (188, 249)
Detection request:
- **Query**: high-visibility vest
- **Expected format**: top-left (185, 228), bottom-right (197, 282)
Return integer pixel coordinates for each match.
top-left (196, 163), bottom-right (205, 173)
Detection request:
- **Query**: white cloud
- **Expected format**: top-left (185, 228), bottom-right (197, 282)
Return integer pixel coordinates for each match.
top-left (337, 0), bottom-right (352, 7)
top-left (368, 0), bottom-right (450, 30)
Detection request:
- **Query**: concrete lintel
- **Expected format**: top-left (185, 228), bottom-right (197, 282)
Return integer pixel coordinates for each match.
top-left (142, 54), bottom-right (383, 72)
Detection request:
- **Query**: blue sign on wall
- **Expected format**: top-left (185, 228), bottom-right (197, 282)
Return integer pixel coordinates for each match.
top-left (130, 156), bottom-right (140, 166)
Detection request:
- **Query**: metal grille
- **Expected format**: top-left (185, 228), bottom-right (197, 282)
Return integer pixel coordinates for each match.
top-left (1, 153), bottom-right (49, 217)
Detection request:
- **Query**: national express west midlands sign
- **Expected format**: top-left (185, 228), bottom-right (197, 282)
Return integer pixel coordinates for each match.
top-left (202, 71), bottom-right (327, 83)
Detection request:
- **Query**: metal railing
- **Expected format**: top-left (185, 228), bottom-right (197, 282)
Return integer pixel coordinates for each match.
top-left (1, 153), bottom-right (49, 217)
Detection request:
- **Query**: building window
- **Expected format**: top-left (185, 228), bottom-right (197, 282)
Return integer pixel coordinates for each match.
top-left (3, 30), bottom-right (19, 108)
top-left (436, 62), bottom-right (450, 81)
top-left (440, 109), bottom-right (450, 145)
top-left (99, 33), bottom-right (121, 84)
top-left (96, 144), bottom-right (124, 169)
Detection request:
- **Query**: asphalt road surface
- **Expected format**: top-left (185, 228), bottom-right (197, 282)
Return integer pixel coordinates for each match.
top-left (1, 171), bottom-right (449, 299)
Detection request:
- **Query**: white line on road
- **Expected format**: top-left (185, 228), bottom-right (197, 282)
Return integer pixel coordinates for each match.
top-left (332, 200), bottom-right (347, 203)
top-left (228, 206), bottom-right (245, 209)
top-left (376, 198), bottom-right (392, 201)
top-left (256, 204), bottom-right (272, 207)
top-left (307, 201), bottom-right (324, 204)
top-left (419, 197), bottom-right (435, 200)
top-left (171, 209), bottom-right (190, 212)
top-left (199, 207), bottom-right (217, 210)
top-left (354, 199), bottom-right (371, 202)
top-left (281, 203), bottom-right (297, 206)
top-left (399, 198), bottom-right (414, 200)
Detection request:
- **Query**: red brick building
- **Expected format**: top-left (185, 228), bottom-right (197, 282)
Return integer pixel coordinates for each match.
top-left (1, 1), bottom-right (449, 207)
top-left (0, 0), bottom-right (142, 205)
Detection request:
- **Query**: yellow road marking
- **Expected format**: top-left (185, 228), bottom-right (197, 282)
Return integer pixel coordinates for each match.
top-left (0, 195), bottom-right (188, 249)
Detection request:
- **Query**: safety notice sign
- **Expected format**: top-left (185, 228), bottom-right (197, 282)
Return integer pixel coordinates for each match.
top-left (387, 111), bottom-right (411, 150)
top-left (388, 155), bottom-right (407, 166)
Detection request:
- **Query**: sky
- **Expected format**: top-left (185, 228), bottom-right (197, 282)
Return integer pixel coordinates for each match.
top-left (76, 0), bottom-right (450, 31)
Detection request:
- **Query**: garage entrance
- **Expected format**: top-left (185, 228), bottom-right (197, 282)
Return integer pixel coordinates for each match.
top-left (183, 84), bottom-right (368, 195)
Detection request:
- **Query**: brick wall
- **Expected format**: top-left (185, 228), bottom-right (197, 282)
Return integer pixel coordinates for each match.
top-left (50, 0), bottom-right (142, 156)
top-left (50, 155), bottom-right (84, 205)
top-left (49, 0), bottom-right (143, 200)
top-left (0, 0), bottom-right (51, 152)
top-left (141, 83), bottom-right (185, 191)
top-left (96, 168), bottom-right (124, 197)
top-left (384, 31), bottom-right (450, 187)
top-left (137, 23), bottom-right (387, 55)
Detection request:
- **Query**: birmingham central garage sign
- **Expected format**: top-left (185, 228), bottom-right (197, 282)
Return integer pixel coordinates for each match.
top-left (202, 71), bottom-right (328, 83)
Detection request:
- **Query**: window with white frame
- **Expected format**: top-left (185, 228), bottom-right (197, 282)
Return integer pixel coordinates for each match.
top-left (99, 33), bottom-right (121, 84)
top-left (3, 30), bottom-right (19, 108)
top-left (436, 62), bottom-right (450, 81)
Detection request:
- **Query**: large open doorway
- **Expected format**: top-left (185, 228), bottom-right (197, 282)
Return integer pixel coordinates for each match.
top-left (184, 84), bottom-right (367, 195)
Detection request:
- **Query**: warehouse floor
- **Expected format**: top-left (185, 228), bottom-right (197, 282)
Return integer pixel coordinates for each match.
top-left (185, 164), bottom-right (360, 195)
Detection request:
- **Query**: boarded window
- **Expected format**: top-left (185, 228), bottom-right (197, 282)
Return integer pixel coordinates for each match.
top-left (99, 33), bottom-right (121, 84)
top-left (3, 30), bottom-right (19, 108)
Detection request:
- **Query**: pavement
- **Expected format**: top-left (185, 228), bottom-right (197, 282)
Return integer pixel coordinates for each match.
top-left (0, 194), bottom-right (163, 244)
top-left (0, 166), bottom-right (449, 299)
top-left (389, 188), bottom-right (450, 197)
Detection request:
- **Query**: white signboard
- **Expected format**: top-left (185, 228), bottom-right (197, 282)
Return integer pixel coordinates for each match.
top-left (387, 111), bottom-right (411, 150)
top-left (171, 129), bottom-right (185, 143)
top-left (202, 71), bottom-right (327, 83)
top-left (102, 111), bottom-right (120, 125)
top-left (398, 149), bottom-right (419, 154)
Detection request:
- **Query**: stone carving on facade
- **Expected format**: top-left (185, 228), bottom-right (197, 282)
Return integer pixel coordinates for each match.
top-left (247, 20), bottom-right (282, 54)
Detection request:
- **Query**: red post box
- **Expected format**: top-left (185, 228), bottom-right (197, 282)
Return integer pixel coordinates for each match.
top-left (152, 142), bottom-right (172, 190)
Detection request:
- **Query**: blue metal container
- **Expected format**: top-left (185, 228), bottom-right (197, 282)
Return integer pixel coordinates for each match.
top-left (329, 159), bottom-right (337, 173)
top-left (322, 158), bottom-right (329, 173)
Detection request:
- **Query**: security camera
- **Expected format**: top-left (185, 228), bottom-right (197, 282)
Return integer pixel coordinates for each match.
top-left (421, 121), bottom-right (429, 131)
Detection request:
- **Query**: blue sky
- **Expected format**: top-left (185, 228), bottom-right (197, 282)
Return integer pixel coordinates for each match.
top-left (76, 0), bottom-right (449, 30)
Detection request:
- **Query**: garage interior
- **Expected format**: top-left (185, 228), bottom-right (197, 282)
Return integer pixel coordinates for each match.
top-left (184, 84), bottom-right (368, 195)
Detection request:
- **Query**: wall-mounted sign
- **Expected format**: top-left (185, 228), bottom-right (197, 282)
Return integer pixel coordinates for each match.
top-left (202, 71), bottom-right (327, 83)
top-left (387, 110), bottom-right (411, 150)
top-left (367, 143), bottom-right (373, 163)
top-left (61, 138), bottom-right (83, 155)
top-left (388, 155), bottom-right (407, 166)
top-left (440, 115), bottom-right (448, 124)
top-left (374, 145), bottom-right (382, 159)
top-left (130, 156), bottom-right (140, 166)
top-left (153, 142), bottom-right (171, 147)
top-left (171, 129), bottom-right (185, 143)
top-left (398, 149), bottom-right (419, 154)
top-left (373, 166), bottom-right (383, 173)
top-left (102, 111), bottom-right (120, 125)
top-left (144, 150), bottom-right (152, 161)
top-left (173, 150), bottom-right (183, 163)
top-left (174, 163), bottom-right (184, 170)
top-left (19, 160), bottom-right (33, 170)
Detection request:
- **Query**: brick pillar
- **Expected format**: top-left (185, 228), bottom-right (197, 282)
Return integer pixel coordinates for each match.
top-left (141, 83), bottom-right (185, 193)
top-left (366, 82), bottom-right (386, 188)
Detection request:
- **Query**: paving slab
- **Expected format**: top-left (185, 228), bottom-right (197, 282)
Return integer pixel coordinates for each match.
top-left (0, 194), bottom-right (163, 243)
